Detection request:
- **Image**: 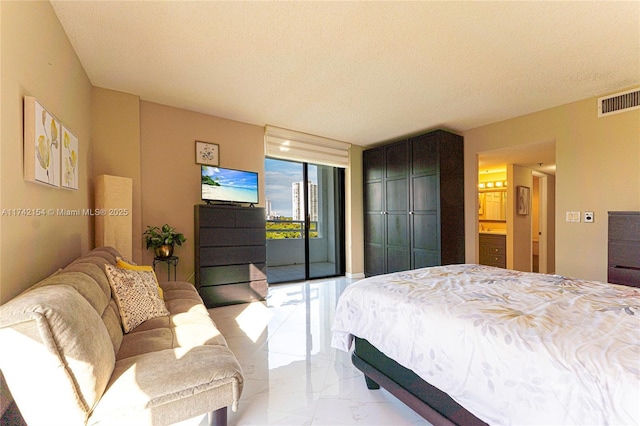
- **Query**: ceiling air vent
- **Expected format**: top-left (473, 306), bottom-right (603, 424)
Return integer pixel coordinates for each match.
top-left (597, 88), bottom-right (640, 117)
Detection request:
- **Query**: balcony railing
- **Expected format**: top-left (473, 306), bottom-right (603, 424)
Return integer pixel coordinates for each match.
top-left (266, 219), bottom-right (318, 239)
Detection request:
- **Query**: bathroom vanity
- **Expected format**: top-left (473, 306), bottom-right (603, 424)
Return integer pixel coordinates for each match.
top-left (479, 232), bottom-right (506, 269)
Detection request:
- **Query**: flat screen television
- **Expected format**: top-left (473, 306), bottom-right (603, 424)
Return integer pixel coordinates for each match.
top-left (201, 165), bottom-right (259, 205)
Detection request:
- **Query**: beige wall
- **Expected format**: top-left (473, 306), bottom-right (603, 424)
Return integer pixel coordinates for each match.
top-left (346, 145), bottom-right (364, 278)
top-left (507, 164), bottom-right (534, 271)
top-left (92, 87), bottom-right (142, 262)
top-left (0, 1), bottom-right (93, 302)
top-left (1, 3), bottom-right (3, 299)
top-left (139, 101), bottom-right (265, 282)
top-left (463, 95), bottom-right (640, 282)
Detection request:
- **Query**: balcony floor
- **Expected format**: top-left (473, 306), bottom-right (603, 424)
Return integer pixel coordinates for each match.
top-left (267, 262), bottom-right (338, 284)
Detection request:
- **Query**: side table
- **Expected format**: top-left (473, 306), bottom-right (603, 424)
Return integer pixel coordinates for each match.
top-left (153, 256), bottom-right (179, 281)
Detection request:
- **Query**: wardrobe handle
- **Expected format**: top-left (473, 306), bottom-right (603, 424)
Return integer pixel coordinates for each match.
top-left (409, 211), bottom-right (414, 215)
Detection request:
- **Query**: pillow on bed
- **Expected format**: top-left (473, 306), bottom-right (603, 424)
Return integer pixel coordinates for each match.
top-left (105, 264), bottom-right (169, 333)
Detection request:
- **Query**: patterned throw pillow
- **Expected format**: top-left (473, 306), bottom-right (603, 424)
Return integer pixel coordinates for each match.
top-left (115, 257), bottom-right (164, 299)
top-left (105, 264), bottom-right (170, 333)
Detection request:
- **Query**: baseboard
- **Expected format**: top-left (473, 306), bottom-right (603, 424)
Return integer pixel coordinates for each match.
top-left (345, 272), bottom-right (365, 279)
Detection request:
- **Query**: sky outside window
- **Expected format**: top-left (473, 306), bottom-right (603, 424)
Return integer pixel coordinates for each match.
top-left (265, 158), bottom-right (317, 218)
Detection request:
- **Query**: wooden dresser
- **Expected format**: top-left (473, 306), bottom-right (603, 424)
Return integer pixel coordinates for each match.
top-left (195, 204), bottom-right (267, 307)
top-left (608, 211), bottom-right (640, 287)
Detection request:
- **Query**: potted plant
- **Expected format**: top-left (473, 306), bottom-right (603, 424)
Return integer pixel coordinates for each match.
top-left (143, 224), bottom-right (186, 258)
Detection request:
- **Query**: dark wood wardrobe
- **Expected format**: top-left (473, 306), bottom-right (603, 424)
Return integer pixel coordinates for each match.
top-left (363, 129), bottom-right (465, 277)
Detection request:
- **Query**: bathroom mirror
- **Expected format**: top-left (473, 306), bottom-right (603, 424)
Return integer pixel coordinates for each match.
top-left (478, 190), bottom-right (507, 221)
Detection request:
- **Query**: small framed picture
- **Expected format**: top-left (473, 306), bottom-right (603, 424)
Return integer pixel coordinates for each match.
top-left (61, 125), bottom-right (79, 190)
top-left (517, 186), bottom-right (530, 216)
top-left (195, 141), bottom-right (219, 166)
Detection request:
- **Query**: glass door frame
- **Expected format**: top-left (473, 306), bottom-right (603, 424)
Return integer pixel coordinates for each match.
top-left (265, 157), bottom-right (345, 283)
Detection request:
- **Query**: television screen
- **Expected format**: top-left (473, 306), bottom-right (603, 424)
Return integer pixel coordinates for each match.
top-left (201, 166), bottom-right (259, 204)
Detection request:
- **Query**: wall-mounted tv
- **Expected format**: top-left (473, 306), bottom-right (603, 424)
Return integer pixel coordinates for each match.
top-left (201, 166), bottom-right (259, 205)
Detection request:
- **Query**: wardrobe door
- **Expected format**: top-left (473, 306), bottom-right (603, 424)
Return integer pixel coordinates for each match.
top-left (437, 131), bottom-right (465, 265)
top-left (384, 141), bottom-right (410, 273)
top-left (364, 147), bottom-right (385, 276)
top-left (410, 134), bottom-right (440, 268)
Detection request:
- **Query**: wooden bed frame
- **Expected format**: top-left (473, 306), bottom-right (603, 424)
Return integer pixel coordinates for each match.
top-left (352, 337), bottom-right (487, 426)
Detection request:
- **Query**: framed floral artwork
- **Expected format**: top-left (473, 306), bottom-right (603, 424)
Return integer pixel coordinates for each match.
top-left (517, 185), bottom-right (530, 216)
top-left (195, 140), bottom-right (219, 166)
top-left (24, 96), bottom-right (61, 187)
top-left (61, 126), bottom-right (78, 190)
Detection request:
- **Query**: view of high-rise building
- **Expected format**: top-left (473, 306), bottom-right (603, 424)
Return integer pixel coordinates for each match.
top-left (292, 181), bottom-right (318, 221)
top-left (265, 197), bottom-right (275, 219)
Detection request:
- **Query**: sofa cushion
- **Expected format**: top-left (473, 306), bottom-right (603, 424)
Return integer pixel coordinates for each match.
top-left (32, 260), bottom-right (125, 355)
top-left (0, 285), bottom-right (115, 425)
top-left (59, 248), bottom-right (125, 353)
top-left (116, 328), bottom-right (174, 361)
top-left (103, 299), bottom-right (125, 354)
top-left (89, 345), bottom-right (243, 425)
top-left (33, 267), bottom-right (110, 315)
top-left (161, 281), bottom-right (213, 321)
top-left (116, 281), bottom-right (228, 361)
top-left (105, 265), bottom-right (169, 333)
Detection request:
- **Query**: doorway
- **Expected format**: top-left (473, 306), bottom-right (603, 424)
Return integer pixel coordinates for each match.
top-left (477, 140), bottom-right (556, 273)
top-left (532, 172), bottom-right (555, 273)
top-left (264, 158), bottom-right (345, 283)
top-left (532, 176), bottom-right (541, 272)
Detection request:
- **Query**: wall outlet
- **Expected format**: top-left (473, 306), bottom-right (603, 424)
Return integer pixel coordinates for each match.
top-left (584, 211), bottom-right (594, 223)
top-left (566, 211), bottom-right (581, 222)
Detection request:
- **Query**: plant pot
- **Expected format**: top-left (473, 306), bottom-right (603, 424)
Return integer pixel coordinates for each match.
top-left (154, 244), bottom-right (174, 258)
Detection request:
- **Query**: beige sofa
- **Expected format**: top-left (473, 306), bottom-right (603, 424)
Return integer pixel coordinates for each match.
top-left (0, 247), bottom-right (243, 426)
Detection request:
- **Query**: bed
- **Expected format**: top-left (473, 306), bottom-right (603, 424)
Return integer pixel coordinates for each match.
top-left (331, 264), bottom-right (640, 425)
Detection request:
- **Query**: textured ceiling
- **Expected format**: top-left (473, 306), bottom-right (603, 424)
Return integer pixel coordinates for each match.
top-left (51, 1), bottom-right (639, 151)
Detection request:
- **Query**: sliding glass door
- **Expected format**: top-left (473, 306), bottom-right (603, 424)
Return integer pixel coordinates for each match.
top-left (265, 158), bottom-right (344, 283)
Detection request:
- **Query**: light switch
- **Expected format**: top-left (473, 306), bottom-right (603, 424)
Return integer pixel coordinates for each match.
top-left (566, 211), bottom-right (581, 222)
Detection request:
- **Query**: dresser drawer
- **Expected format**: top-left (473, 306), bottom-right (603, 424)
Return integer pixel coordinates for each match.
top-left (608, 212), bottom-right (640, 242)
top-left (486, 253), bottom-right (506, 268)
top-left (200, 228), bottom-right (265, 247)
top-left (608, 211), bottom-right (640, 286)
top-left (199, 280), bottom-right (268, 308)
top-left (199, 246), bottom-right (266, 267)
top-left (199, 263), bottom-right (267, 286)
top-left (608, 267), bottom-right (640, 287)
top-left (487, 245), bottom-right (505, 255)
top-left (608, 241), bottom-right (640, 269)
top-left (479, 233), bottom-right (506, 269)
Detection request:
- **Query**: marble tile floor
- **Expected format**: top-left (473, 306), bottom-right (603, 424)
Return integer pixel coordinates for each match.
top-left (206, 277), bottom-right (431, 426)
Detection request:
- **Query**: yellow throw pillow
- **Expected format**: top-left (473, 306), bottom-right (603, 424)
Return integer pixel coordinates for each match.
top-left (105, 264), bottom-right (170, 333)
top-left (116, 257), bottom-right (164, 299)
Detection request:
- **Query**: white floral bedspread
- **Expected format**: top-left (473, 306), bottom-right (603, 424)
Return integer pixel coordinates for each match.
top-left (331, 264), bottom-right (640, 425)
